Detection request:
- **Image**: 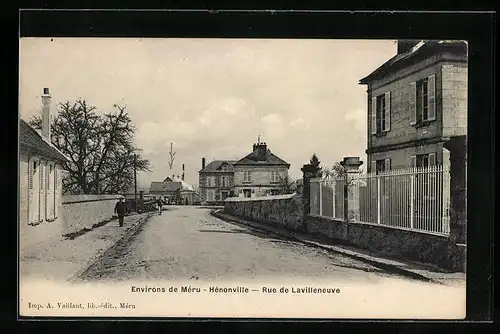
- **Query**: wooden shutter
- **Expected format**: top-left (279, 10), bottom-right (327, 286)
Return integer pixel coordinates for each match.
top-left (429, 153), bottom-right (436, 166)
top-left (409, 155), bottom-right (417, 168)
top-left (371, 96), bottom-right (377, 134)
top-left (384, 158), bottom-right (391, 171)
top-left (384, 91), bottom-right (391, 131)
top-left (409, 82), bottom-right (417, 125)
top-left (427, 74), bottom-right (436, 120)
top-left (371, 161), bottom-right (376, 174)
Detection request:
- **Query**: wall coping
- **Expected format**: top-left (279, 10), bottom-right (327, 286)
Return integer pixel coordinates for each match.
top-left (224, 193), bottom-right (297, 202)
top-left (62, 194), bottom-right (124, 204)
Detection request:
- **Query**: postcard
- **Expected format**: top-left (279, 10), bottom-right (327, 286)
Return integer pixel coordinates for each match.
top-left (18, 37), bottom-right (467, 319)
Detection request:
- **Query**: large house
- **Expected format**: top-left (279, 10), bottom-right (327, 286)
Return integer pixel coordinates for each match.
top-left (198, 158), bottom-right (236, 203)
top-left (232, 141), bottom-right (290, 198)
top-left (19, 88), bottom-right (70, 248)
top-left (359, 40), bottom-right (468, 173)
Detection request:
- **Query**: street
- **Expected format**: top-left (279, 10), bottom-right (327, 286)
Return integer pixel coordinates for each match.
top-left (78, 207), bottom-right (445, 285)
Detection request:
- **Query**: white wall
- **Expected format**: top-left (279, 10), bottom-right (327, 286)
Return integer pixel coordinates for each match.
top-left (61, 195), bottom-right (124, 235)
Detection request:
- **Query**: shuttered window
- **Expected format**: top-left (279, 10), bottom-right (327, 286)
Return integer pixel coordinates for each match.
top-left (40, 164), bottom-right (44, 190)
top-left (411, 74), bottom-right (436, 125)
top-left (372, 92), bottom-right (391, 134)
top-left (29, 160), bottom-right (36, 189)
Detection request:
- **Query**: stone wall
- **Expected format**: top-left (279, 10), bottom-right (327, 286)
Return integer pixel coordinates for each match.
top-left (224, 193), bottom-right (305, 232)
top-left (61, 194), bottom-right (124, 235)
top-left (306, 215), bottom-right (465, 271)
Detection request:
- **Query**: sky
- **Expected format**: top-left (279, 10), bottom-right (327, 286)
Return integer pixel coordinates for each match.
top-left (19, 38), bottom-right (397, 189)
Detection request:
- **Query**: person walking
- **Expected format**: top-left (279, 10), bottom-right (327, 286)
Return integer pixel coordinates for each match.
top-left (157, 198), bottom-right (163, 215)
top-left (114, 197), bottom-right (126, 227)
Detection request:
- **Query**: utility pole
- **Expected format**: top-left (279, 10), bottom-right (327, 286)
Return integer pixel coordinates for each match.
top-left (134, 153), bottom-right (137, 211)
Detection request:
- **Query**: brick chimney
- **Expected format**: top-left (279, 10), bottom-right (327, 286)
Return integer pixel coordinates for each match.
top-left (182, 164), bottom-right (185, 180)
top-left (397, 40), bottom-right (420, 54)
top-left (202, 157), bottom-right (206, 169)
top-left (253, 142), bottom-right (267, 160)
top-left (41, 88), bottom-right (51, 140)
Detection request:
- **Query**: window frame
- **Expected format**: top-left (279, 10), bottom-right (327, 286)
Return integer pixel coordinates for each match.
top-left (243, 171), bottom-right (252, 183)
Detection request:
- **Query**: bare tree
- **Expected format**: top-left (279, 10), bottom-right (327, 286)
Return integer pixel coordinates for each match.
top-left (277, 175), bottom-right (297, 195)
top-left (30, 101), bottom-right (151, 195)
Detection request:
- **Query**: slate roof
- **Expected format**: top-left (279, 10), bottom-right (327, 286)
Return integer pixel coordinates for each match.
top-left (359, 40), bottom-right (467, 84)
top-left (149, 176), bottom-right (195, 193)
top-left (19, 119), bottom-right (69, 162)
top-left (234, 149), bottom-right (290, 166)
top-left (199, 160), bottom-right (237, 173)
top-left (149, 181), bottom-right (182, 193)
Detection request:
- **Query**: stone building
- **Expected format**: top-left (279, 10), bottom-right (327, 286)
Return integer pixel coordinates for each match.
top-left (359, 40), bottom-right (468, 173)
top-left (232, 142), bottom-right (290, 198)
top-left (19, 88), bottom-right (70, 249)
top-left (198, 158), bottom-right (236, 203)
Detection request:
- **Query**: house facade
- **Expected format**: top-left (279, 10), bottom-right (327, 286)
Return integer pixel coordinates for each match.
top-left (198, 158), bottom-right (236, 203)
top-left (359, 40), bottom-right (468, 173)
top-left (19, 88), bottom-right (70, 249)
top-left (232, 142), bottom-right (290, 198)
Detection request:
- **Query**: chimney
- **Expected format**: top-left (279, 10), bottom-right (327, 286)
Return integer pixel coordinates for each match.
top-left (253, 142), bottom-right (267, 160)
top-left (397, 40), bottom-right (420, 54)
top-left (41, 88), bottom-right (51, 140)
top-left (182, 164), bottom-right (185, 180)
top-left (202, 157), bottom-right (206, 169)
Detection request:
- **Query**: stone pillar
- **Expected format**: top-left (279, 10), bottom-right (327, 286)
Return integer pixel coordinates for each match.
top-left (301, 164), bottom-right (320, 216)
top-left (340, 157), bottom-right (363, 221)
top-left (443, 136), bottom-right (467, 244)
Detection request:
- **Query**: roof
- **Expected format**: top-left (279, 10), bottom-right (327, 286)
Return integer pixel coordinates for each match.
top-left (199, 160), bottom-right (237, 173)
top-left (149, 176), bottom-right (195, 193)
top-left (234, 149), bottom-right (290, 167)
top-left (19, 119), bottom-right (70, 163)
top-left (359, 40), bottom-right (468, 84)
top-left (170, 176), bottom-right (195, 191)
top-left (149, 181), bottom-right (182, 193)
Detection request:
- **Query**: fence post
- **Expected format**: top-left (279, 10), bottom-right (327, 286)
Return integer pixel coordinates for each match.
top-left (410, 171), bottom-right (415, 229)
top-left (377, 175), bottom-right (381, 224)
top-left (319, 179), bottom-right (323, 216)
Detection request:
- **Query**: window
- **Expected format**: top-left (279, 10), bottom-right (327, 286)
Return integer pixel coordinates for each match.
top-left (270, 170), bottom-right (280, 183)
top-left (410, 75), bottom-right (436, 125)
top-left (206, 176), bottom-right (215, 187)
top-left (221, 175), bottom-right (230, 187)
top-left (206, 189), bottom-right (215, 202)
top-left (243, 171), bottom-right (251, 183)
top-left (410, 153), bottom-right (436, 168)
top-left (40, 164), bottom-right (45, 190)
top-left (371, 158), bottom-right (391, 174)
top-left (47, 164), bottom-right (53, 190)
top-left (221, 164), bottom-right (228, 171)
top-left (243, 189), bottom-right (252, 198)
top-left (29, 160), bottom-right (37, 190)
top-left (371, 91), bottom-right (391, 134)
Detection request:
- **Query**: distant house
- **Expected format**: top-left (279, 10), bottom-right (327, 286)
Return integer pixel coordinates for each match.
top-left (359, 40), bottom-right (468, 173)
top-left (19, 88), bottom-right (70, 248)
top-left (232, 141), bottom-right (290, 198)
top-left (148, 176), bottom-right (196, 204)
top-left (198, 158), bottom-right (236, 203)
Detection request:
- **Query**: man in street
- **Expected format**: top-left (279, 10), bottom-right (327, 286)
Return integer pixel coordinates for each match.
top-left (114, 197), bottom-right (126, 227)
top-left (157, 198), bottom-right (163, 214)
